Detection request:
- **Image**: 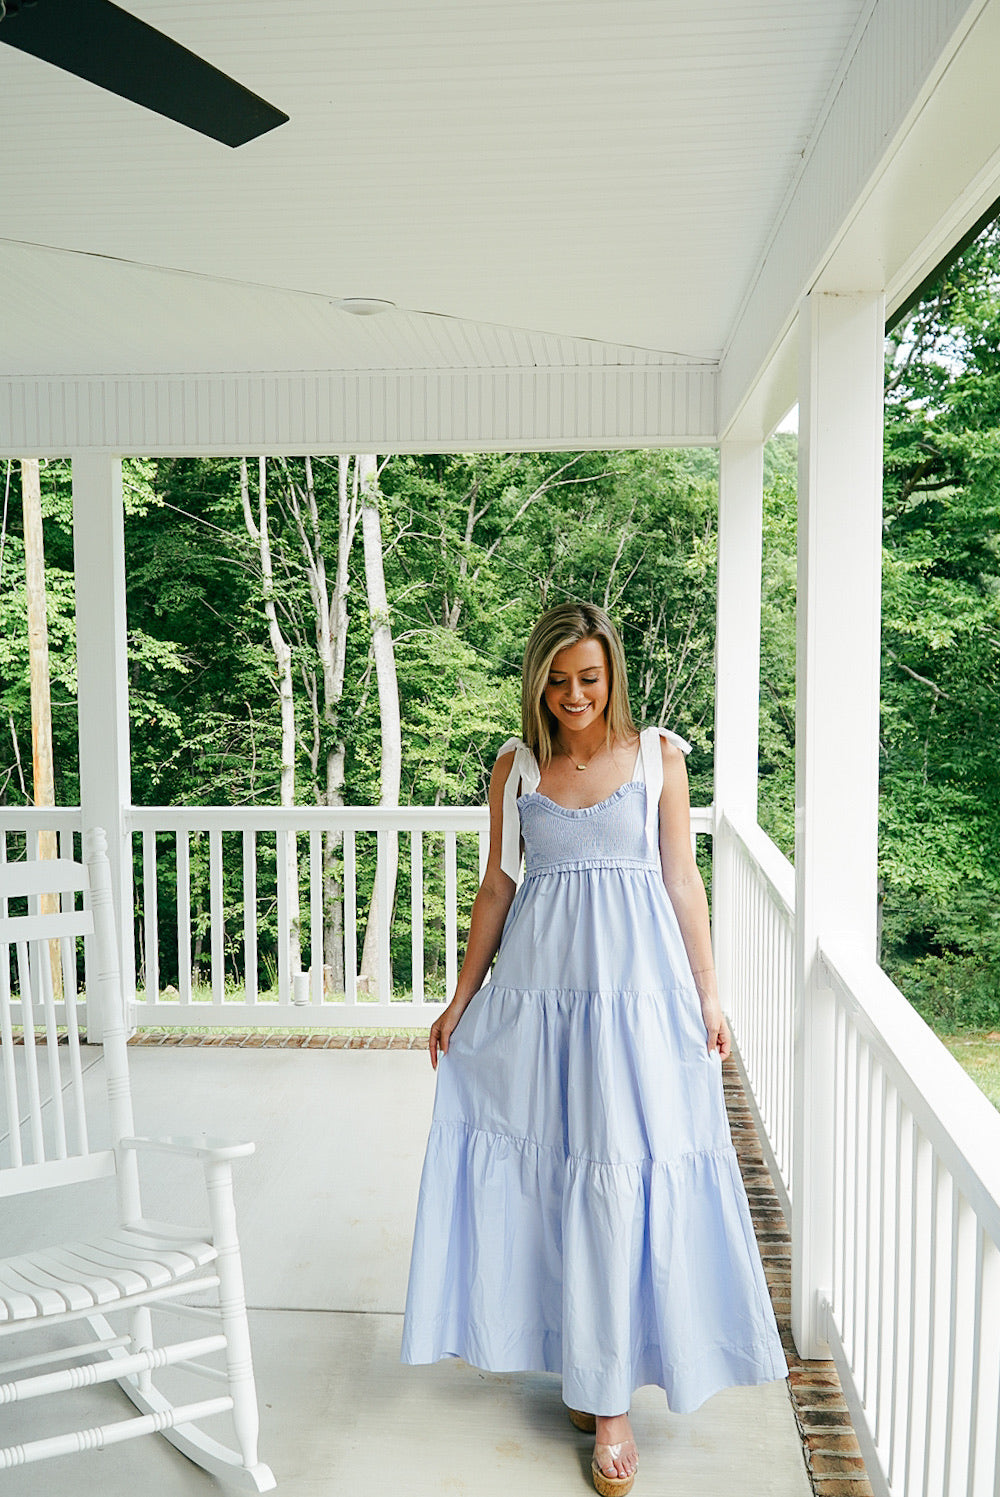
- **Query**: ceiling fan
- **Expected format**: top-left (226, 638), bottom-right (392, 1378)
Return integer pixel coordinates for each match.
top-left (0, 0), bottom-right (288, 147)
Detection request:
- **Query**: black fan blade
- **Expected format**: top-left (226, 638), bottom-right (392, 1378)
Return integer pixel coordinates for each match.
top-left (0, 0), bottom-right (288, 147)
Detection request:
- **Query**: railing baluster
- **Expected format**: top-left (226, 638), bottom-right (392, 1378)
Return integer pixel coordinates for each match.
top-left (209, 828), bottom-right (224, 1006)
top-left (276, 829), bottom-right (291, 1007)
top-left (859, 1039), bottom-right (873, 1405)
top-left (888, 1093), bottom-right (908, 1490)
top-left (444, 830), bottom-right (458, 1002)
top-left (943, 1189), bottom-right (972, 1495)
top-left (922, 1154), bottom-right (945, 1497)
top-left (968, 1225), bottom-right (1000, 1497)
top-left (873, 1065), bottom-right (891, 1451)
top-left (916, 1125), bottom-right (940, 1497)
top-left (411, 830), bottom-right (424, 1007)
top-left (843, 1021), bottom-right (858, 1365)
top-left (142, 829), bottom-right (159, 1006)
top-left (176, 831), bottom-right (192, 1007)
top-left (0, 866), bottom-right (22, 1163)
top-left (376, 828), bottom-right (391, 1002)
top-left (243, 830), bottom-right (257, 1005)
top-left (310, 828), bottom-right (323, 1005)
top-left (343, 830), bottom-right (357, 1007)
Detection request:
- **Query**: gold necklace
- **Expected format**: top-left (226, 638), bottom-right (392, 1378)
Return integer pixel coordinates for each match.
top-left (564, 743), bottom-right (601, 772)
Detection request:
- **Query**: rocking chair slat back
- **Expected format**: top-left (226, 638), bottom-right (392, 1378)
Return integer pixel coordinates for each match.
top-left (0, 837), bottom-right (132, 1189)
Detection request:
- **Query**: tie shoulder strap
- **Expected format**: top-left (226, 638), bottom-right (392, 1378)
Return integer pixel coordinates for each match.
top-left (640, 726), bottom-right (693, 853)
top-left (495, 738), bottom-right (540, 882)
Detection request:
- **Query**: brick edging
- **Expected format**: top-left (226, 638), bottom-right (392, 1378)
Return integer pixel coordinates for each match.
top-left (126, 1030), bottom-right (425, 1048)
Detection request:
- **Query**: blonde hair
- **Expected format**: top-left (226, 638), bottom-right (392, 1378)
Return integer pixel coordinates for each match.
top-left (520, 603), bottom-right (637, 767)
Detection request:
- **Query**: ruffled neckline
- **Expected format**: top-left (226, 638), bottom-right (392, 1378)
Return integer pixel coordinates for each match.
top-left (518, 781), bottom-right (644, 817)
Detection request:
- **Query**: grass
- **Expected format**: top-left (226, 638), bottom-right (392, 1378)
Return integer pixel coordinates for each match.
top-left (936, 1030), bottom-right (1000, 1111)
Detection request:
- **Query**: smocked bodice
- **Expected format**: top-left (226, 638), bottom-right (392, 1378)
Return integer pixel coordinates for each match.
top-left (518, 783), bottom-right (656, 874)
top-left (495, 725), bottom-right (692, 882)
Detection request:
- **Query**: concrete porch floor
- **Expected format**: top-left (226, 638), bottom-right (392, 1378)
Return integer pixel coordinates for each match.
top-left (3, 1044), bottom-right (815, 1496)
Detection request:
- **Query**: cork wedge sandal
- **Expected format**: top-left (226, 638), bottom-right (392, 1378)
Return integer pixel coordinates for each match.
top-left (568, 1408), bottom-right (597, 1433)
top-left (591, 1441), bottom-right (638, 1497)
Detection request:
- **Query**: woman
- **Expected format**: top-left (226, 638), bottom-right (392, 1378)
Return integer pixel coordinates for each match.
top-left (401, 604), bottom-right (787, 1496)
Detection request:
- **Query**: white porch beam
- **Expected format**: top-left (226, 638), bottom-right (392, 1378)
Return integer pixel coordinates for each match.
top-left (72, 453), bottom-right (135, 1030)
top-left (791, 290), bottom-right (885, 1359)
top-left (0, 364), bottom-right (718, 458)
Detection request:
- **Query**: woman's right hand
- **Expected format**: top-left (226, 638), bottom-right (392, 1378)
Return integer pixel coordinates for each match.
top-left (428, 998), bottom-right (467, 1069)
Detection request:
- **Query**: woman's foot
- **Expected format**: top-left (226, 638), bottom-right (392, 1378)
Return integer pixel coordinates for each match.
top-left (592, 1413), bottom-right (638, 1495)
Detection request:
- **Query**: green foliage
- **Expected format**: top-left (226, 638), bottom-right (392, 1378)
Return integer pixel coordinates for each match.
top-left (878, 221), bottom-right (1000, 1021)
top-left (757, 437), bottom-right (798, 857)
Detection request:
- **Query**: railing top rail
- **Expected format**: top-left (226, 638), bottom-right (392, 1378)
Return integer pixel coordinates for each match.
top-left (821, 938), bottom-right (1000, 1246)
top-left (124, 804), bottom-right (715, 835)
top-left (718, 809), bottom-right (795, 917)
top-left (0, 808), bottom-right (83, 832)
top-left (689, 805), bottom-right (714, 835)
top-left (126, 805), bottom-right (491, 833)
top-left (0, 804), bottom-right (714, 834)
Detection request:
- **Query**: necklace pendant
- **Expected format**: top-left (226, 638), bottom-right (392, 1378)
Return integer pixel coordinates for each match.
top-left (576, 763), bottom-right (586, 771)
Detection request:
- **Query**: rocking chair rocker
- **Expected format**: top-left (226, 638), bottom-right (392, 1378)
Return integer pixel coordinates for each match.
top-left (0, 828), bottom-right (275, 1489)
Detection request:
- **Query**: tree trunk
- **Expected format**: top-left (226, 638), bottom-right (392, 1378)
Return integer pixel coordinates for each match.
top-left (22, 458), bottom-right (62, 996)
top-left (322, 456), bottom-right (357, 988)
top-left (240, 457), bottom-right (301, 979)
top-left (358, 455), bottom-right (401, 994)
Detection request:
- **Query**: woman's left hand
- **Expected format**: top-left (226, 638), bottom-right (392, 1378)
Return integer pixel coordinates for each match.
top-left (701, 1004), bottom-right (732, 1061)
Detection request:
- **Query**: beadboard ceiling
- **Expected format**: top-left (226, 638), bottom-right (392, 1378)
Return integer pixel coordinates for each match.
top-left (1, 0), bottom-right (867, 378)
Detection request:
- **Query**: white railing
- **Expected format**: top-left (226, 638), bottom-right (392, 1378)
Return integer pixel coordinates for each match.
top-left (716, 809), bottom-right (795, 1215)
top-left (819, 942), bottom-right (1000, 1497)
top-left (126, 805), bottom-right (490, 1027)
top-left (719, 812), bottom-right (1000, 1497)
top-left (0, 805), bottom-right (713, 1029)
top-left (125, 803), bottom-right (714, 1029)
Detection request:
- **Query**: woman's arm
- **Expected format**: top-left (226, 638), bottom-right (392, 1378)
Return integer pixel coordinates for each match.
top-left (657, 737), bottom-right (732, 1060)
top-left (428, 751), bottom-right (518, 1069)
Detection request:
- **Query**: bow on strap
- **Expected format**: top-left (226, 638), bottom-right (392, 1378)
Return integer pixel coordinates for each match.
top-left (495, 737), bottom-right (540, 882)
top-left (639, 726), bottom-right (692, 853)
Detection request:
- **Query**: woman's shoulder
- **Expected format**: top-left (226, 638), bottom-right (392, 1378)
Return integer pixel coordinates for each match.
top-left (493, 736), bottom-right (530, 772)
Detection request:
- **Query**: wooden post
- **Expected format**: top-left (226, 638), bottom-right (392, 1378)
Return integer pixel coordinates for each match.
top-left (22, 458), bottom-right (62, 996)
top-left (791, 289), bottom-right (885, 1358)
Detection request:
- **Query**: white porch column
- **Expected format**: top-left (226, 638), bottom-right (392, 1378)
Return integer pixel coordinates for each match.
top-left (73, 454), bottom-right (135, 1032)
top-left (791, 290), bottom-right (884, 1357)
top-left (712, 441), bottom-right (764, 1009)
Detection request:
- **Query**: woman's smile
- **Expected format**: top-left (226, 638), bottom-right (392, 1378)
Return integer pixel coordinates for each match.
top-left (544, 638), bottom-right (610, 732)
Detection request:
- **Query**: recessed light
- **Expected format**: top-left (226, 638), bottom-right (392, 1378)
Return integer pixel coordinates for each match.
top-left (334, 298), bottom-right (396, 316)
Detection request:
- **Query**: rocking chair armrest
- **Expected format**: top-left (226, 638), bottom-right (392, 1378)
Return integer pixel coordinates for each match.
top-left (120, 1134), bottom-right (257, 1163)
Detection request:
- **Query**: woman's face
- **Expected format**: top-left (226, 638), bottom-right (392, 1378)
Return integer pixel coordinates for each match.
top-left (543, 637), bottom-right (610, 734)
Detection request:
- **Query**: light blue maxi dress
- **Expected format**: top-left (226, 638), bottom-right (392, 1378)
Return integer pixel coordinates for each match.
top-left (400, 727), bottom-right (788, 1415)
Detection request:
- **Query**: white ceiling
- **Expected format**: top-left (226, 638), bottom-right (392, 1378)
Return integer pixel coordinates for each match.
top-left (1, 0), bottom-right (868, 378)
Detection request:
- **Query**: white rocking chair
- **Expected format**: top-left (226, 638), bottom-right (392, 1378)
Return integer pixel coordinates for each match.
top-left (0, 828), bottom-right (275, 1489)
